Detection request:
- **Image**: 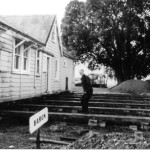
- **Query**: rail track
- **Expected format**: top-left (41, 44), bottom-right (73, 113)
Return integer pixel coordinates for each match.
top-left (0, 92), bottom-right (150, 125)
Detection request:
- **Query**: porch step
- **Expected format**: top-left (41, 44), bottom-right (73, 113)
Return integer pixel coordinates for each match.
top-left (11, 104), bottom-right (150, 117)
top-left (51, 93), bottom-right (150, 100)
top-left (46, 97), bottom-right (150, 104)
top-left (2, 102), bottom-right (150, 117)
top-left (44, 100), bottom-right (150, 108)
top-left (1, 93), bottom-right (150, 124)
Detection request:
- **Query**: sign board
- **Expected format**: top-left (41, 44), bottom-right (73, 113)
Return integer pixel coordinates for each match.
top-left (29, 107), bottom-right (48, 134)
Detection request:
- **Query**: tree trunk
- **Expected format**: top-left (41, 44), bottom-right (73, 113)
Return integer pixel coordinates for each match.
top-left (115, 67), bottom-right (133, 84)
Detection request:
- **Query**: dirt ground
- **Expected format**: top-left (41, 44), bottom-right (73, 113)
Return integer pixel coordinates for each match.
top-left (0, 117), bottom-right (84, 149)
top-left (110, 80), bottom-right (150, 94)
top-left (1, 116), bottom-right (150, 149)
top-left (0, 86), bottom-right (150, 149)
top-left (0, 116), bottom-right (88, 149)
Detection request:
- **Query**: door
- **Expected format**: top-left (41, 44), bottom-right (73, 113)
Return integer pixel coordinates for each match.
top-left (65, 77), bottom-right (68, 91)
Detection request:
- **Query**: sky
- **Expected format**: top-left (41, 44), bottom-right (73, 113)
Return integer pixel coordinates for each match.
top-left (0, 0), bottom-right (85, 26)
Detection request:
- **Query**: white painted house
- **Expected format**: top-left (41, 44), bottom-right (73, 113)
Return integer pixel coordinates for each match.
top-left (61, 48), bottom-right (75, 91)
top-left (0, 15), bottom-right (75, 102)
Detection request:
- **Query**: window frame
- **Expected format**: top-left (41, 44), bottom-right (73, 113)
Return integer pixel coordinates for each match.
top-left (13, 46), bottom-right (21, 72)
top-left (36, 50), bottom-right (41, 76)
top-left (12, 38), bottom-right (31, 74)
top-left (21, 47), bottom-right (31, 74)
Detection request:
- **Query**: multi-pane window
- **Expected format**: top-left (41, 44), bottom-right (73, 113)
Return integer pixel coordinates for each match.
top-left (13, 38), bottom-right (30, 74)
top-left (14, 39), bottom-right (21, 70)
top-left (36, 51), bottom-right (40, 75)
top-left (22, 44), bottom-right (29, 71)
top-left (14, 46), bottom-right (21, 70)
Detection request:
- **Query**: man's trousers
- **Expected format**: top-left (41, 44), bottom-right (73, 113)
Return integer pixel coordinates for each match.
top-left (81, 89), bottom-right (93, 113)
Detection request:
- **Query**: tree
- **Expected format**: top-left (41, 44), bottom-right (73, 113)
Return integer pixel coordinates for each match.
top-left (61, 0), bottom-right (150, 83)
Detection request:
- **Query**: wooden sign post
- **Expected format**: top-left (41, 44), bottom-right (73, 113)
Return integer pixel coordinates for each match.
top-left (29, 107), bottom-right (48, 149)
top-left (36, 129), bottom-right (40, 149)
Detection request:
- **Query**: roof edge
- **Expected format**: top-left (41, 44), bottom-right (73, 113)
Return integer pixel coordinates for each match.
top-left (63, 52), bottom-right (75, 60)
top-left (0, 17), bottom-right (45, 46)
top-left (45, 15), bottom-right (56, 45)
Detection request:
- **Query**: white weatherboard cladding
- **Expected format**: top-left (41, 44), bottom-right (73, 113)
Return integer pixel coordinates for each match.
top-left (0, 18), bottom-right (75, 101)
top-left (60, 57), bottom-right (75, 91)
top-left (42, 54), bottom-right (47, 72)
top-left (46, 20), bottom-right (62, 92)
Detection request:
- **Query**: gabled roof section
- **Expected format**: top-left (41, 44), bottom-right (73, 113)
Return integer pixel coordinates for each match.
top-left (0, 16), bottom-right (44, 46)
top-left (3, 15), bottom-right (56, 45)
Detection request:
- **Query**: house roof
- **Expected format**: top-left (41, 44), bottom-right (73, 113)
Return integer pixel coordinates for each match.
top-left (63, 48), bottom-right (75, 60)
top-left (2, 15), bottom-right (56, 45)
top-left (0, 16), bottom-right (45, 46)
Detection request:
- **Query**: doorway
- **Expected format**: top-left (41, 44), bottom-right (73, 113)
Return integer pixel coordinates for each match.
top-left (65, 77), bottom-right (68, 91)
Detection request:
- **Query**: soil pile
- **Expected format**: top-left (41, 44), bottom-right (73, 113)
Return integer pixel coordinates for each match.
top-left (110, 80), bottom-right (150, 94)
top-left (64, 131), bottom-right (150, 149)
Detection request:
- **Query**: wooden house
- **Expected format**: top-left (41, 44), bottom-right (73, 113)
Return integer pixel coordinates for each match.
top-left (0, 15), bottom-right (75, 102)
top-left (61, 48), bottom-right (75, 91)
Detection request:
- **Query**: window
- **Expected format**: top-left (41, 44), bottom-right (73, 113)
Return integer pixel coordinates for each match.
top-left (14, 46), bottom-right (21, 70)
top-left (63, 59), bottom-right (67, 67)
top-left (22, 44), bottom-right (29, 72)
top-left (55, 59), bottom-right (59, 80)
top-left (51, 24), bottom-right (56, 42)
top-left (13, 38), bottom-right (31, 74)
top-left (36, 51), bottom-right (41, 75)
top-left (14, 39), bottom-right (21, 70)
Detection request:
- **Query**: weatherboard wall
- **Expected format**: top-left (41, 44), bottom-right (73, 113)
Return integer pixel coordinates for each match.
top-left (45, 20), bottom-right (62, 93)
top-left (60, 56), bottom-right (75, 91)
top-left (0, 19), bottom-right (75, 102)
top-left (0, 30), bottom-right (47, 102)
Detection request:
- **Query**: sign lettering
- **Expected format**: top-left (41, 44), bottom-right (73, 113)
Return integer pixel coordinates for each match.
top-left (29, 107), bottom-right (48, 134)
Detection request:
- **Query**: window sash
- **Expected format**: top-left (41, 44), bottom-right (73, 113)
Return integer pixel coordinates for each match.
top-left (36, 59), bottom-right (40, 74)
top-left (23, 51), bottom-right (28, 57)
top-left (14, 46), bottom-right (21, 70)
top-left (13, 38), bottom-right (30, 74)
top-left (22, 48), bottom-right (30, 72)
top-left (37, 60), bottom-right (40, 74)
top-left (36, 51), bottom-right (41, 75)
top-left (14, 55), bottom-right (20, 69)
top-left (23, 57), bottom-right (28, 71)
top-left (15, 47), bottom-right (21, 55)
top-left (37, 51), bottom-right (40, 58)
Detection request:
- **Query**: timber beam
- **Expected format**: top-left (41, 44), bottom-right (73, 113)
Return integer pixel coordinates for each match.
top-left (0, 110), bottom-right (150, 123)
top-left (15, 39), bottom-right (26, 49)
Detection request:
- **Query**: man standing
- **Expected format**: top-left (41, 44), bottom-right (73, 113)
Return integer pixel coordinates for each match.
top-left (79, 69), bottom-right (93, 113)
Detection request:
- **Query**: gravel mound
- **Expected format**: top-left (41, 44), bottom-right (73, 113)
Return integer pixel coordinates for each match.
top-left (64, 131), bottom-right (150, 149)
top-left (109, 80), bottom-right (150, 94)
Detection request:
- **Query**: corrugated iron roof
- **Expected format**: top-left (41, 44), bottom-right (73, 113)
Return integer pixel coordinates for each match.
top-left (2, 15), bottom-right (56, 44)
top-left (0, 16), bottom-right (45, 46)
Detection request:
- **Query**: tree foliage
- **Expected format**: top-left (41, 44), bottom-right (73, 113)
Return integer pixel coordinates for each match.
top-left (61, 0), bottom-right (150, 83)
